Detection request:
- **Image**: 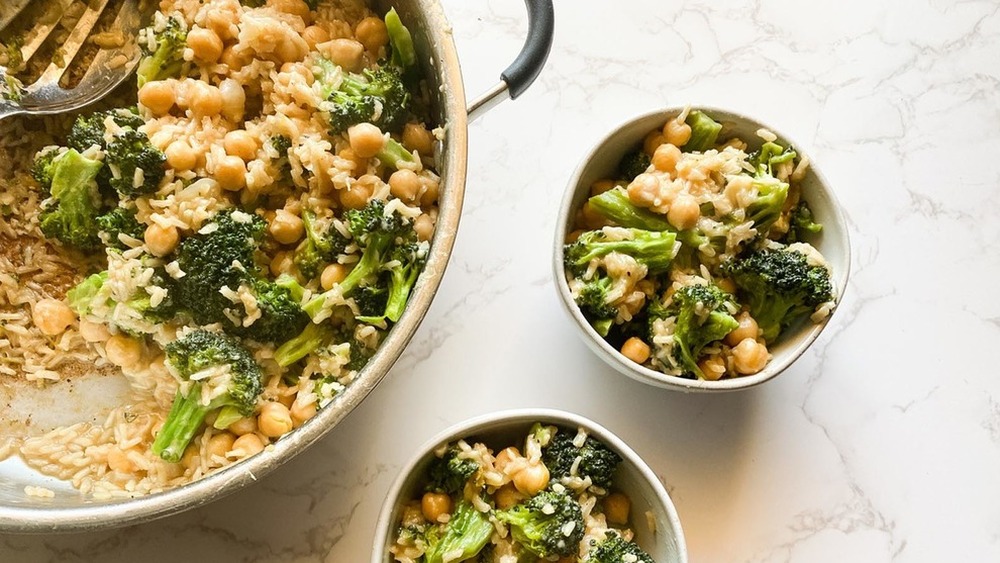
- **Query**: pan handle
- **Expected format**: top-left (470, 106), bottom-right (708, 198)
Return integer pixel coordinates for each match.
top-left (467, 0), bottom-right (554, 122)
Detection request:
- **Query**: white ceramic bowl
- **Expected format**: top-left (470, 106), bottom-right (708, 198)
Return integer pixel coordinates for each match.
top-left (371, 408), bottom-right (687, 563)
top-left (553, 107), bottom-right (851, 392)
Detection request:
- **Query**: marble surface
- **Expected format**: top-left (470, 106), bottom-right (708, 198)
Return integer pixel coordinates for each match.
top-left (4, 0), bottom-right (1000, 560)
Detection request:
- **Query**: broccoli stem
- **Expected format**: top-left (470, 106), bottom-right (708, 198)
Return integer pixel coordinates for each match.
top-left (274, 322), bottom-right (333, 367)
top-left (385, 8), bottom-right (417, 71)
top-left (300, 233), bottom-right (394, 319)
top-left (682, 110), bottom-right (722, 152)
top-left (377, 138), bottom-right (417, 170)
top-left (384, 266), bottom-right (417, 323)
top-left (152, 389), bottom-right (210, 463)
top-left (588, 189), bottom-right (671, 231)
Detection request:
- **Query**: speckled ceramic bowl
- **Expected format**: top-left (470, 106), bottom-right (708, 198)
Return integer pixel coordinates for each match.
top-left (553, 107), bottom-right (851, 392)
top-left (371, 408), bottom-right (687, 563)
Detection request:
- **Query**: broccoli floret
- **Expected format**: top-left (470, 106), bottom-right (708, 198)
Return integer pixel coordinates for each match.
top-left (67, 107), bottom-right (144, 153)
top-left (425, 444), bottom-right (478, 495)
top-left (423, 501), bottom-right (494, 563)
top-left (175, 210), bottom-right (266, 326)
top-left (496, 490), bottom-right (585, 558)
top-left (293, 210), bottom-right (350, 279)
top-left (229, 278), bottom-right (309, 344)
top-left (564, 228), bottom-right (678, 276)
top-left (104, 129), bottom-right (166, 197)
top-left (354, 282), bottom-right (389, 321)
top-left (96, 207), bottom-right (146, 250)
top-left (273, 321), bottom-right (334, 367)
top-left (66, 263), bottom-right (178, 330)
top-left (587, 532), bottom-right (655, 563)
top-left (651, 284), bottom-right (739, 379)
top-left (542, 429), bottom-right (621, 490)
top-left (376, 137), bottom-right (417, 170)
top-left (359, 240), bottom-right (426, 324)
top-left (152, 330), bottom-right (263, 462)
top-left (681, 110), bottom-right (722, 152)
top-left (573, 274), bottom-right (617, 337)
top-left (785, 201), bottom-right (822, 243)
top-left (346, 334), bottom-right (378, 372)
top-left (743, 141), bottom-right (795, 234)
top-left (129, 268), bottom-right (181, 323)
top-left (723, 245), bottom-right (833, 342)
top-left (31, 146), bottom-right (62, 193)
top-left (38, 149), bottom-right (105, 250)
top-left (66, 271), bottom-right (109, 315)
top-left (137, 15), bottom-right (188, 87)
top-left (322, 64), bottom-right (411, 134)
top-left (385, 8), bottom-right (417, 75)
top-left (749, 141), bottom-right (797, 178)
top-left (618, 149), bottom-right (651, 181)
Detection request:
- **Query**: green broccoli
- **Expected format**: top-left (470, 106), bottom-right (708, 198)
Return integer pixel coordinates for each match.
top-left (564, 228), bottom-right (678, 276)
top-left (651, 284), bottom-right (739, 379)
top-left (618, 149), bottom-right (651, 181)
top-left (425, 444), bottom-right (478, 495)
top-left (66, 107), bottom-right (144, 153)
top-left (376, 137), bottom-right (417, 170)
top-left (229, 277), bottom-right (309, 344)
top-left (573, 273), bottom-right (617, 337)
top-left (723, 245), bottom-right (833, 342)
top-left (293, 210), bottom-right (350, 279)
top-left (152, 330), bottom-right (263, 462)
top-left (423, 501), bottom-right (494, 563)
top-left (104, 129), bottom-right (166, 197)
top-left (66, 263), bottom-right (178, 331)
top-left (38, 149), bottom-right (105, 250)
top-left (496, 490), bottom-right (585, 558)
top-left (353, 283), bottom-right (389, 322)
top-left (137, 14), bottom-right (188, 87)
top-left (385, 8), bottom-right (417, 77)
top-left (66, 271), bottom-right (109, 315)
top-left (681, 110), bottom-right (722, 152)
top-left (31, 146), bottom-right (63, 193)
top-left (316, 59), bottom-right (411, 134)
top-left (357, 240), bottom-right (426, 324)
top-left (785, 201), bottom-right (822, 243)
top-left (175, 210), bottom-right (266, 326)
top-left (587, 531), bottom-right (655, 563)
top-left (542, 429), bottom-right (621, 490)
top-left (96, 207), bottom-right (146, 250)
top-left (587, 188), bottom-right (671, 232)
top-left (273, 322), bottom-right (334, 367)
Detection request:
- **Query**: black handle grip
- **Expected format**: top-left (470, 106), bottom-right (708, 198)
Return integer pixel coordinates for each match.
top-left (500, 0), bottom-right (554, 99)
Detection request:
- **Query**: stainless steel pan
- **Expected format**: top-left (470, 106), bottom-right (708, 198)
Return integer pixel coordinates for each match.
top-left (0, 0), bottom-right (554, 532)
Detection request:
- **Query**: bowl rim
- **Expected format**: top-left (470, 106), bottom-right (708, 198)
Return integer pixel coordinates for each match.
top-left (552, 105), bottom-right (852, 392)
top-left (369, 407), bottom-right (688, 563)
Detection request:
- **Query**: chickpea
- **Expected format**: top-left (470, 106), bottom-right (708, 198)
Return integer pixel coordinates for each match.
top-left (207, 433), bottom-right (236, 460)
top-left (667, 195), bottom-right (700, 231)
top-left (138, 81), bottom-right (175, 115)
top-left (107, 446), bottom-right (134, 473)
top-left (590, 179), bottom-right (616, 197)
top-left (732, 338), bottom-right (769, 375)
top-left (402, 122), bottom-right (434, 156)
top-left (663, 117), bottom-right (692, 147)
top-left (401, 503), bottom-right (425, 527)
top-left (276, 36), bottom-right (307, 63)
top-left (269, 209), bottom-right (304, 245)
top-left (218, 78), bottom-right (246, 123)
top-left (258, 401), bottom-right (293, 437)
top-left (414, 213), bottom-right (435, 242)
top-left (421, 492), bottom-right (452, 522)
top-left (698, 355), bottom-right (727, 381)
top-left (320, 263), bottom-right (349, 290)
top-left (228, 417), bottom-right (257, 436)
top-left (337, 147), bottom-right (366, 176)
top-left (105, 334), bottom-right (142, 367)
top-left (181, 444), bottom-right (201, 470)
top-left (339, 178), bottom-right (375, 210)
top-left (32, 298), bottom-right (75, 336)
top-left (355, 16), bottom-right (389, 53)
top-left (494, 446), bottom-right (522, 474)
top-left (652, 143), bottom-right (682, 173)
top-left (565, 229), bottom-right (584, 243)
top-left (187, 27), bottom-right (223, 64)
top-left (189, 83), bottom-right (223, 117)
top-left (513, 462), bottom-right (550, 496)
top-left (389, 169), bottom-right (420, 203)
top-left (580, 201), bottom-right (606, 229)
top-left (324, 38), bottom-right (364, 72)
top-left (145, 223), bottom-right (179, 257)
top-left (643, 129), bottom-right (665, 155)
top-left (270, 251), bottom-right (294, 276)
top-left (269, 0), bottom-right (311, 19)
top-left (290, 400), bottom-right (316, 426)
top-left (302, 25), bottom-right (329, 49)
top-left (725, 312), bottom-right (760, 346)
top-left (205, 10), bottom-right (237, 41)
top-left (620, 337), bottom-right (651, 365)
top-left (221, 45), bottom-right (249, 70)
top-left (165, 140), bottom-right (197, 171)
top-left (715, 277), bottom-right (737, 294)
top-left (494, 484), bottom-right (524, 510)
top-left (348, 123), bottom-right (385, 158)
top-left (214, 155), bottom-right (247, 191)
top-left (231, 433), bottom-right (265, 457)
top-left (79, 318), bottom-right (110, 342)
top-left (627, 173), bottom-right (659, 208)
top-left (224, 130), bottom-right (258, 161)
top-left (418, 176), bottom-right (439, 207)
top-left (603, 492), bottom-right (631, 525)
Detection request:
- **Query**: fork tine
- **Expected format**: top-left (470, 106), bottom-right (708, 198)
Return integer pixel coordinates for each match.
top-left (29, 0), bottom-right (113, 88)
top-left (19, 16), bottom-right (64, 64)
top-left (0, 0), bottom-right (32, 32)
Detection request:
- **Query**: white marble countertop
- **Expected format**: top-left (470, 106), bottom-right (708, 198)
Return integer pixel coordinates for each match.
top-left (4, 0), bottom-right (1000, 560)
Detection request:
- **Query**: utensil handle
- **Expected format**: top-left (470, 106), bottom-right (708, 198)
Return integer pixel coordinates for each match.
top-left (467, 0), bottom-right (554, 121)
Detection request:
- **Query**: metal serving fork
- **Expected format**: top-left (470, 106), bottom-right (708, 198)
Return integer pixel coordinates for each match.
top-left (0, 0), bottom-right (145, 121)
